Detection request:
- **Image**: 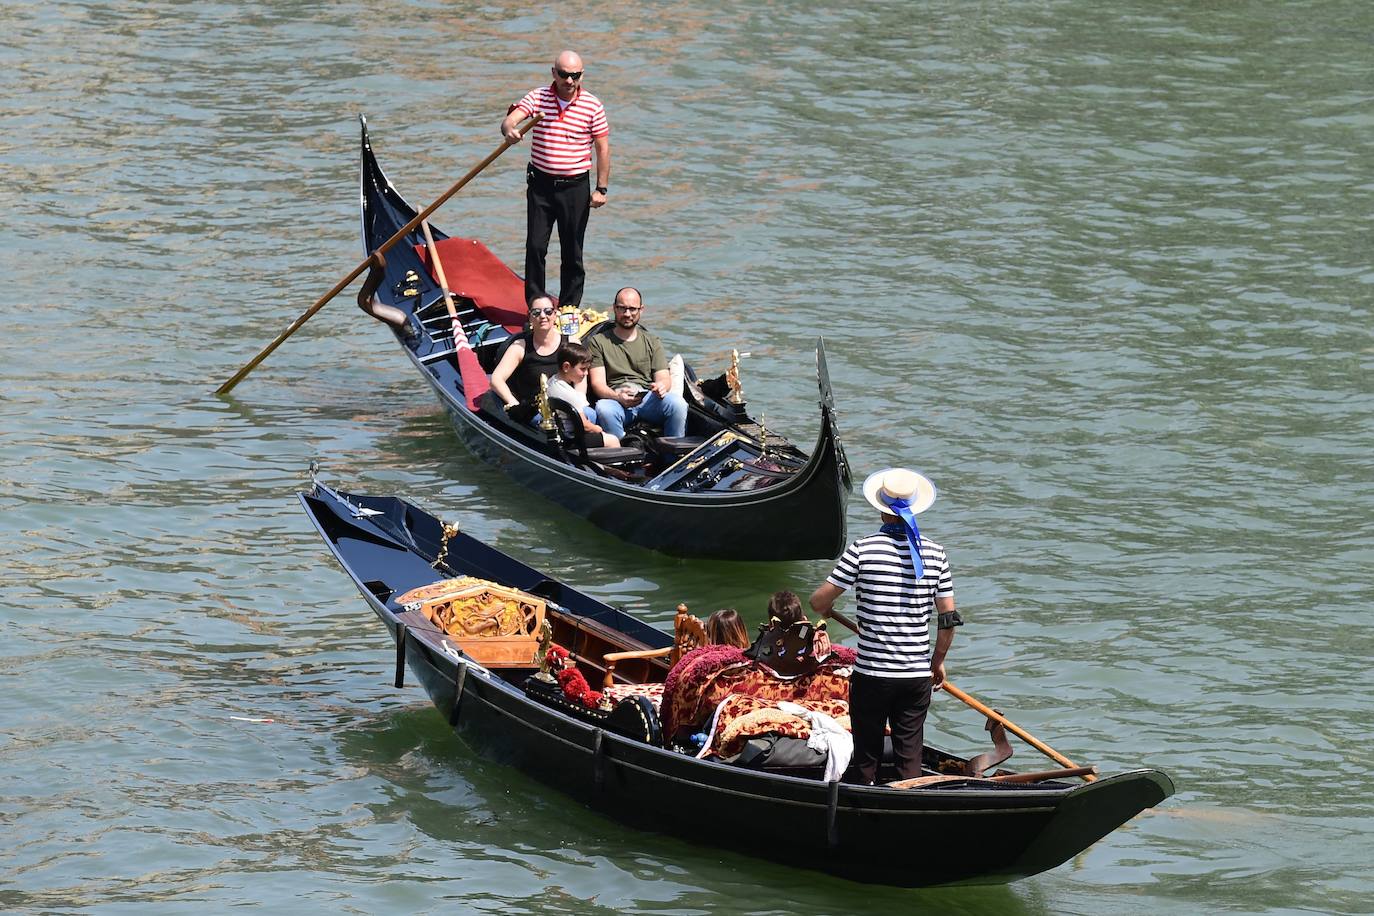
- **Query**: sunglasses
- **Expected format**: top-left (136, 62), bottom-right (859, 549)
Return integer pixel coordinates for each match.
top-left (555, 68), bottom-right (583, 80)
top-left (530, 306), bottom-right (557, 316)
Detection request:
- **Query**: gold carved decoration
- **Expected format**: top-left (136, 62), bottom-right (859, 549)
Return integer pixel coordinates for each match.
top-left (557, 305), bottom-right (609, 341)
top-left (533, 619), bottom-right (557, 683)
top-left (726, 349), bottom-right (744, 404)
top-left (536, 374), bottom-right (556, 433)
top-left (432, 521), bottom-right (460, 570)
top-left (396, 576), bottom-right (546, 668)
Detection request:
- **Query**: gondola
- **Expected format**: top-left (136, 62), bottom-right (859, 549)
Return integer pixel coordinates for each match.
top-left (356, 118), bottom-right (851, 560)
top-left (300, 480), bottom-right (1175, 887)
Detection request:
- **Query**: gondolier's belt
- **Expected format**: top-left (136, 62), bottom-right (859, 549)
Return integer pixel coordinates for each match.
top-left (528, 165), bottom-right (589, 186)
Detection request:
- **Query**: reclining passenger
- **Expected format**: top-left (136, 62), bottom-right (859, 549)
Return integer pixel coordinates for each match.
top-left (704, 608), bottom-right (750, 649)
top-left (766, 590), bottom-right (832, 658)
top-left (490, 295), bottom-right (565, 424)
top-left (544, 340), bottom-right (620, 448)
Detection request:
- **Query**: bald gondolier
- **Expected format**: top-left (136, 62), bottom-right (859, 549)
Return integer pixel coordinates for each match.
top-left (501, 50), bottom-right (611, 309)
top-left (810, 468), bottom-right (962, 784)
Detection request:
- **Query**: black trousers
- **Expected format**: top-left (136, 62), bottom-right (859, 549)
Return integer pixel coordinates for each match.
top-left (525, 166), bottom-right (590, 307)
top-left (845, 673), bottom-right (933, 784)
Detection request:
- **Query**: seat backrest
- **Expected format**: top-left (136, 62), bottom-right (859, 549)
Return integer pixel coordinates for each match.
top-left (744, 619), bottom-right (823, 678)
top-left (546, 397), bottom-right (591, 462)
top-left (396, 576), bottom-right (545, 668)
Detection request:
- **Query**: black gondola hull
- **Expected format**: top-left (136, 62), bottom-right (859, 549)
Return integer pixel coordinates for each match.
top-left (301, 484), bottom-right (1175, 887)
top-left (429, 364), bottom-right (849, 560)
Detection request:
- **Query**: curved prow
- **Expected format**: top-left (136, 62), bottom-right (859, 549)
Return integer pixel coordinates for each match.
top-left (815, 336), bottom-right (852, 495)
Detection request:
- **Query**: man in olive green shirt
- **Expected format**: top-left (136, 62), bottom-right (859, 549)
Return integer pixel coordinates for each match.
top-left (587, 287), bottom-right (688, 438)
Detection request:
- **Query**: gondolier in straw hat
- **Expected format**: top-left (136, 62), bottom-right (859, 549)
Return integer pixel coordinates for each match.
top-left (810, 468), bottom-right (963, 784)
top-left (500, 50), bottom-right (611, 310)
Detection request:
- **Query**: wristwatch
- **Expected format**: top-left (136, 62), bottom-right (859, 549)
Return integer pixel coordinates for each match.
top-left (595, 185), bottom-right (608, 195)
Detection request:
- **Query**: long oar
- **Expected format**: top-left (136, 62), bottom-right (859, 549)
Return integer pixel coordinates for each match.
top-left (940, 681), bottom-right (1096, 782)
top-left (420, 219), bottom-right (461, 334)
top-left (215, 113), bottom-right (542, 396)
top-left (825, 612), bottom-right (1096, 783)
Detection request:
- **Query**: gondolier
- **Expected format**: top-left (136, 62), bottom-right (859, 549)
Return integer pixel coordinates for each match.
top-left (810, 468), bottom-right (962, 785)
top-left (500, 50), bottom-right (610, 309)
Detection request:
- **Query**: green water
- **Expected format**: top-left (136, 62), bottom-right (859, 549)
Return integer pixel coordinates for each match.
top-left (2, 1), bottom-right (1371, 912)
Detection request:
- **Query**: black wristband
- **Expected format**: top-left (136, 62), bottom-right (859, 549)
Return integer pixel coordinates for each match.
top-left (937, 610), bottom-right (964, 630)
top-left (595, 185), bottom-right (608, 195)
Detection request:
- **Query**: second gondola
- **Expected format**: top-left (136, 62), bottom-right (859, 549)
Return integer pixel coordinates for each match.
top-left (356, 117), bottom-right (851, 560)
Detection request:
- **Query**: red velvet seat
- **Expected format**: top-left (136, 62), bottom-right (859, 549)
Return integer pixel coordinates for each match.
top-left (413, 236), bottom-right (543, 334)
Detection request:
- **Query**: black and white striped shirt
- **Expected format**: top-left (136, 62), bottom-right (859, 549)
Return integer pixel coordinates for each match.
top-left (826, 529), bottom-right (954, 678)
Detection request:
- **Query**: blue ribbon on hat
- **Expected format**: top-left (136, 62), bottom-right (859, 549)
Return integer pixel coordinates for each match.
top-left (881, 497), bottom-right (924, 578)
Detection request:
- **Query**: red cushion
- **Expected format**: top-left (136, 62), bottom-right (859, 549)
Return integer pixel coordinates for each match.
top-left (455, 346), bottom-right (489, 410)
top-left (413, 237), bottom-right (542, 333)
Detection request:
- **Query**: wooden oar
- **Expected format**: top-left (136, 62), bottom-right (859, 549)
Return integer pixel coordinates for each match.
top-left (824, 612), bottom-right (1096, 783)
top-left (888, 766), bottom-right (1098, 790)
top-left (824, 607), bottom-right (860, 637)
top-left (419, 216), bottom-right (491, 407)
top-left (419, 219), bottom-right (461, 335)
top-left (215, 113), bottom-right (543, 396)
top-left (940, 681), bottom-right (1096, 782)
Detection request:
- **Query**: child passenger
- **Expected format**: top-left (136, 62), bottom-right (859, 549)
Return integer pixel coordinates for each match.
top-left (767, 590), bottom-right (832, 657)
top-left (545, 341), bottom-right (621, 448)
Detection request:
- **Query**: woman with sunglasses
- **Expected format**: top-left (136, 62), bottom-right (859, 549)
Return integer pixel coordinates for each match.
top-left (490, 296), bottom-right (566, 424)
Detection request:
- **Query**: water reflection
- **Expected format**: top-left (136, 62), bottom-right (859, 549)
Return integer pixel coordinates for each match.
top-left (3, 0), bottom-right (1373, 910)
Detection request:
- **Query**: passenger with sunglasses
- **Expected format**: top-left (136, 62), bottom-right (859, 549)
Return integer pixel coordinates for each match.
top-left (490, 296), bottom-right (567, 424)
top-left (500, 50), bottom-right (611, 311)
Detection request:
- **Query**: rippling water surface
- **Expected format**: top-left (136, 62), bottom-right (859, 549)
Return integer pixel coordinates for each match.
top-left (3, 1), bottom-right (1372, 913)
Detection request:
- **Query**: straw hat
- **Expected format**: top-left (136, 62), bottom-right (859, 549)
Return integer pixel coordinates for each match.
top-left (862, 468), bottom-right (937, 516)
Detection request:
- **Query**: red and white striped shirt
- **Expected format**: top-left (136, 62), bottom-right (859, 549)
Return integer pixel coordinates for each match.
top-left (512, 85), bottom-right (609, 177)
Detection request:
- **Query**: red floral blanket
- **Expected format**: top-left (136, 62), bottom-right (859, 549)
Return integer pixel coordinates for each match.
top-left (601, 682), bottom-right (665, 708)
top-left (702, 694), bottom-right (852, 758)
top-left (660, 644), bottom-right (855, 740)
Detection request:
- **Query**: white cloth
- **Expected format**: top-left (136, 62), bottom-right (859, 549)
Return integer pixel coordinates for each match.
top-left (668, 353), bottom-right (684, 399)
top-left (777, 701), bottom-right (854, 783)
top-left (546, 375), bottom-right (590, 412)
